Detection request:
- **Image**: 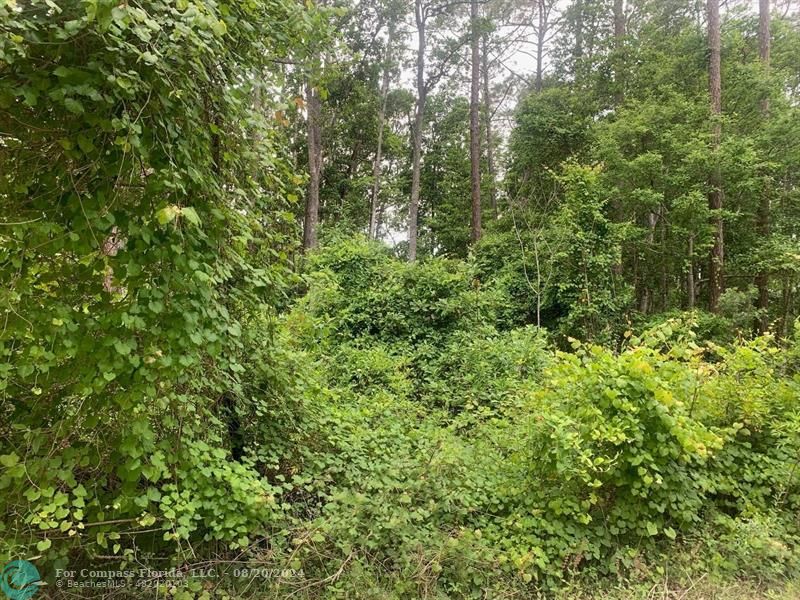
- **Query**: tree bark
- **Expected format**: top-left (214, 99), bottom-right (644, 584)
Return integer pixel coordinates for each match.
top-left (755, 0), bottom-right (771, 331)
top-left (613, 0), bottom-right (624, 41)
top-left (687, 234), bottom-right (696, 309)
top-left (573, 0), bottom-right (584, 65)
top-left (707, 0), bottom-right (724, 312)
top-left (638, 210), bottom-right (658, 314)
top-left (780, 276), bottom-right (794, 337)
top-left (303, 82), bottom-right (322, 251)
top-left (369, 23), bottom-right (395, 240)
top-left (469, 0), bottom-right (482, 245)
top-left (482, 33), bottom-right (497, 218)
top-left (408, 0), bottom-right (426, 261)
top-left (613, 0), bottom-right (625, 105)
top-left (535, 0), bottom-right (546, 92)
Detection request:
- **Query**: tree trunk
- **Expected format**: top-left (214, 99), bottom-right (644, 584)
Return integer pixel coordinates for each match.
top-left (755, 0), bottom-right (771, 332)
top-left (707, 0), bottom-right (724, 312)
top-left (482, 33), bottom-right (497, 219)
top-left (303, 82), bottom-right (322, 251)
top-left (687, 234), bottom-right (696, 309)
top-left (535, 0), bottom-right (546, 92)
top-left (613, 0), bottom-right (624, 42)
top-left (780, 276), bottom-right (794, 337)
top-left (573, 0), bottom-right (584, 65)
top-left (638, 211), bottom-right (657, 314)
top-left (660, 209), bottom-right (668, 310)
top-left (408, 0), bottom-right (426, 261)
top-left (469, 0), bottom-right (482, 245)
top-left (369, 23), bottom-right (395, 240)
top-left (613, 0), bottom-right (625, 105)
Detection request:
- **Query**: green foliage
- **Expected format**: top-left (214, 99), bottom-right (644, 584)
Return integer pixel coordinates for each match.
top-left (419, 95), bottom-right (473, 258)
top-left (698, 511), bottom-right (800, 582)
top-left (0, 0), bottom-right (317, 562)
top-left (296, 237), bottom-right (498, 352)
top-left (551, 163), bottom-right (630, 343)
top-left (504, 9), bottom-right (800, 331)
top-left (474, 163), bottom-right (631, 344)
top-left (507, 86), bottom-right (593, 206)
top-left (325, 343), bottom-right (414, 399)
top-left (3, 0), bottom-right (800, 596)
top-left (292, 390), bottom-right (499, 591)
top-left (280, 248), bottom-right (800, 594)
top-left (700, 339), bottom-right (800, 518)
top-left (472, 228), bottom-right (546, 328)
top-left (418, 325), bottom-right (550, 410)
top-left (499, 335), bottom-right (723, 576)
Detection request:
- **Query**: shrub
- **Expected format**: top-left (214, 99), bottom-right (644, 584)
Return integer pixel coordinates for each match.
top-left (298, 237), bottom-right (499, 350)
top-left (325, 343), bottom-right (414, 400)
top-left (699, 338), bottom-right (800, 517)
top-left (418, 325), bottom-right (551, 411)
top-left (696, 510), bottom-right (800, 582)
top-left (478, 331), bottom-right (726, 584)
top-left (0, 0), bottom-right (313, 563)
top-left (288, 389), bottom-right (508, 594)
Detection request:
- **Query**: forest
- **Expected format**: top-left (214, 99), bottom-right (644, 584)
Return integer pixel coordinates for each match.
top-left (1, 0), bottom-right (799, 598)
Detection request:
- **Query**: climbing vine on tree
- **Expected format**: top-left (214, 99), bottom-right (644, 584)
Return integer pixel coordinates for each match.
top-left (0, 0), bottom-right (318, 561)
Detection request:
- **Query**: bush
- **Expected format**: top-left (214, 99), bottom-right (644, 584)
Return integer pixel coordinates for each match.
top-left (325, 343), bottom-right (414, 399)
top-left (283, 259), bottom-right (800, 594)
top-left (696, 510), bottom-right (800, 582)
top-left (418, 325), bottom-right (550, 410)
top-left (477, 333), bottom-right (723, 585)
top-left (0, 0), bottom-right (312, 564)
top-left (298, 237), bottom-right (499, 350)
top-left (700, 338), bottom-right (800, 518)
top-left (288, 389), bottom-right (509, 596)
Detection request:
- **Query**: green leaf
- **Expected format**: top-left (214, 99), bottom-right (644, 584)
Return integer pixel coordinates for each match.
top-left (22, 87), bottom-right (38, 106)
top-left (180, 207), bottom-right (201, 226)
top-left (0, 453), bottom-right (19, 468)
top-left (212, 20), bottom-right (228, 36)
top-left (64, 98), bottom-right (85, 114)
top-left (156, 206), bottom-right (180, 225)
top-left (36, 538), bottom-right (52, 551)
top-left (138, 514), bottom-right (156, 527)
top-left (77, 134), bottom-right (95, 153)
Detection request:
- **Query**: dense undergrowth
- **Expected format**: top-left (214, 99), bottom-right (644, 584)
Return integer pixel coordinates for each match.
top-left (1, 3), bottom-right (798, 596)
top-left (3, 234), bottom-right (800, 598)
top-left (266, 239), bottom-right (800, 598)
